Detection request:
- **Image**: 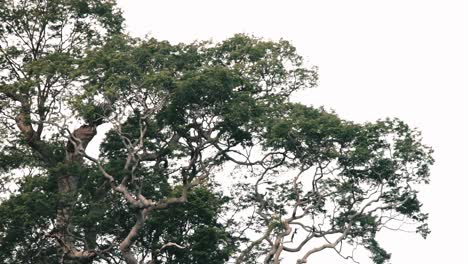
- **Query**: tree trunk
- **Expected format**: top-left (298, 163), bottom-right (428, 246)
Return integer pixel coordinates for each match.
top-left (55, 125), bottom-right (98, 263)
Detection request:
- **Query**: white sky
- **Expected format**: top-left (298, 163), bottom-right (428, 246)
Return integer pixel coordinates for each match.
top-left (117, 1), bottom-right (468, 263)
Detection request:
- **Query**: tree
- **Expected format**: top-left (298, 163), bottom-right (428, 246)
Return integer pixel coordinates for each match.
top-left (0, 1), bottom-right (433, 264)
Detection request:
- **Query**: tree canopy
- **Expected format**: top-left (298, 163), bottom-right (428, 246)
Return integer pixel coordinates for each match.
top-left (0, 1), bottom-right (433, 264)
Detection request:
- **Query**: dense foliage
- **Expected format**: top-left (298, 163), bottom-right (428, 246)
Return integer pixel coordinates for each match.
top-left (0, 1), bottom-right (433, 263)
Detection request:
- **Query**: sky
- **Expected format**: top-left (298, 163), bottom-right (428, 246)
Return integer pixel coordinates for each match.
top-left (117, 1), bottom-right (468, 263)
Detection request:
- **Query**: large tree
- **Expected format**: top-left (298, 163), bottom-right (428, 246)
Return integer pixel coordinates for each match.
top-left (0, 1), bottom-right (433, 264)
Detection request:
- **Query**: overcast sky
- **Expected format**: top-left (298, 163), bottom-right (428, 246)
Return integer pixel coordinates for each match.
top-left (117, 1), bottom-right (467, 263)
